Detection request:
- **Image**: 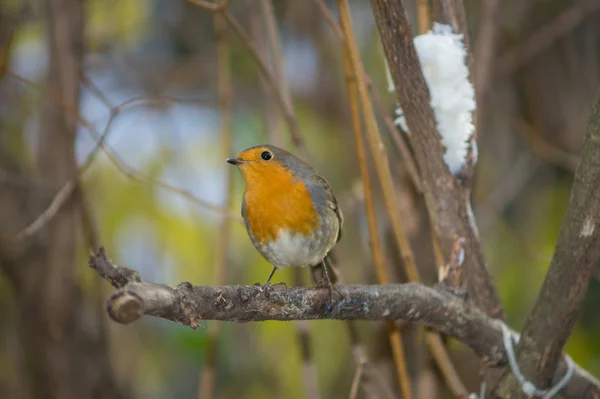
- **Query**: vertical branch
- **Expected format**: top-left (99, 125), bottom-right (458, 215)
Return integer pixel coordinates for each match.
top-left (494, 88), bottom-right (600, 397)
top-left (198, 13), bottom-right (233, 399)
top-left (250, 6), bottom-right (279, 145)
top-left (341, 44), bottom-right (413, 399)
top-left (437, 0), bottom-right (471, 54)
top-left (259, 0), bottom-right (288, 148)
top-left (370, 0), bottom-right (505, 319)
top-left (0, 0), bottom-right (124, 397)
top-left (219, 11), bottom-right (307, 154)
top-left (338, 0), bottom-right (421, 284)
top-left (366, 78), bottom-right (422, 193)
top-left (417, 0), bottom-right (431, 34)
top-left (473, 0), bottom-right (501, 133)
top-left (339, 1), bottom-right (469, 396)
top-left (255, 3), bottom-right (321, 395)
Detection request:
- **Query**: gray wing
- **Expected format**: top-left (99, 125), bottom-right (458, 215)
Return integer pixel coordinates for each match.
top-left (307, 174), bottom-right (343, 243)
top-left (241, 195), bottom-right (250, 233)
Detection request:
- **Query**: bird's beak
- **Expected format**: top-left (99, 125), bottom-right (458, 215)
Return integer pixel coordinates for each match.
top-left (226, 157), bottom-right (244, 165)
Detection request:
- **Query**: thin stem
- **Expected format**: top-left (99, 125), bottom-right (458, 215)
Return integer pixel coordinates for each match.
top-left (348, 361), bottom-right (366, 399)
top-left (8, 71), bottom-right (234, 234)
top-left (311, 0), bottom-right (422, 193)
top-left (417, 0), bottom-right (431, 34)
top-left (219, 11), bottom-right (307, 154)
top-left (338, 1), bottom-right (469, 397)
top-left (198, 13), bottom-right (233, 399)
top-left (311, 0), bottom-right (344, 40)
top-left (250, 4), bottom-right (279, 145)
top-left (366, 77), bottom-right (422, 193)
top-left (341, 29), bottom-right (413, 399)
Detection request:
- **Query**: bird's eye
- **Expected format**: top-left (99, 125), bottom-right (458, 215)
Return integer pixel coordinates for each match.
top-left (261, 151), bottom-right (272, 161)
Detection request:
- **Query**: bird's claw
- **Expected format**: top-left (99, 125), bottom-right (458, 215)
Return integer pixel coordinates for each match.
top-left (317, 278), bottom-right (342, 303)
top-left (254, 281), bottom-right (287, 294)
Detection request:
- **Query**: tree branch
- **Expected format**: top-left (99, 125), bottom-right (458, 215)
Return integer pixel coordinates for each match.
top-left (369, 0), bottom-right (504, 320)
top-left (493, 88), bottom-right (600, 398)
top-left (89, 248), bottom-right (600, 398)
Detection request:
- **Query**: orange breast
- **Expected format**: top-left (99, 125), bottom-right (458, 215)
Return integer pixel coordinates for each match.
top-left (241, 163), bottom-right (318, 244)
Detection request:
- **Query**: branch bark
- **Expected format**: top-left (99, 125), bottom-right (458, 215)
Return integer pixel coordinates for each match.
top-left (369, 0), bottom-right (504, 319)
top-left (89, 248), bottom-right (600, 399)
top-left (493, 89), bottom-right (600, 397)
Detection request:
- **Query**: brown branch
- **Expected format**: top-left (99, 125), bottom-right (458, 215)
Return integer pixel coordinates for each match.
top-left (493, 88), bottom-right (600, 397)
top-left (249, 3), bottom-right (279, 145)
top-left (416, 0), bottom-right (430, 34)
top-left (312, 0), bottom-right (344, 40)
top-left (310, 0), bottom-right (423, 193)
top-left (496, 0), bottom-right (600, 75)
top-left (7, 72), bottom-right (236, 237)
top-left (348, 360), bottom-right (366, 399)
top-left (88, 247), bottom-right (600, 398)
top-left (517, 117), bottom-right (579, 171)
top-left (217, 11), bottom-right (306, 153)
top-left (339, 2), bottom-right (467, 395)
top-left (369, 0), bottom-right (504, 320)
top-left (365, 77), bottom-right (422, 193)
top-left (197, 13), bottom-right (233, 399)
top-left (341, 39), bottom-right (413, 399)
top-left (473, 0), bottom-right (501, 134)
top-left (338, 0), bottom-right (422, 395)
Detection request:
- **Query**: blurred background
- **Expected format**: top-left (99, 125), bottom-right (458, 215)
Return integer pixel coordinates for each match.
top-left (1, 0), bottom-right (599, 398)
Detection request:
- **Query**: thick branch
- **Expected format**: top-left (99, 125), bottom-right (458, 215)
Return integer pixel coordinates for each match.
top-left (494, 89), bottom-right (600, 397)
top-left (89, 248), bottom-right (600, 398)
top-left (369, 0), bottom-right (504, 319)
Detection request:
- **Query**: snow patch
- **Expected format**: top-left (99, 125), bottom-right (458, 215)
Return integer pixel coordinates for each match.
top-left (391, 23), bottom-right (476, 174)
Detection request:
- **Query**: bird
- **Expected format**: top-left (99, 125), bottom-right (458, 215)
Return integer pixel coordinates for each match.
top-left (226, 144), bottom-right (343, 296)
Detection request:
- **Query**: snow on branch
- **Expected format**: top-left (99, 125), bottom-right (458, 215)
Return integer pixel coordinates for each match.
top-left (392, 23), bottom-right (475, 175)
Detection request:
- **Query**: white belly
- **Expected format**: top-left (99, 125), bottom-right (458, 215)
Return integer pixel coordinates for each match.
top-left (260, 229), bottom-right (328, 268)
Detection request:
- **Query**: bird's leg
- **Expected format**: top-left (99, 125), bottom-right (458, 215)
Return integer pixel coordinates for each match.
top-left (255, 266), bottom-right (286, 291)
top-left (317, 259), bottom-right (341, 302)
top-left (265, 266), bottom-right (277, 285)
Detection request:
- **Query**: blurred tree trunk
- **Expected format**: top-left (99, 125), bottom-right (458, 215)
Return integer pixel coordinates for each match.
top-left (0, 0), bottom-right (124, 398)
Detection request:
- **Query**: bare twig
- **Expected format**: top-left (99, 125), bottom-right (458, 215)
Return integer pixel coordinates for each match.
top-left (348, 361), bottom-right (366, 399)
top-left (257, 3), bottom-right (323, 395)
top-left (310, 1), bottom-right (422, 193)
top-left (340, 16), bottom-right (413, 399)
top-left (365, 77), bottom-right (422, 193)
top-left (88, 247), bottom-right (600, 399)
top-left (370, 0), bottom-right (505, 319)
top-left (493, 88), bottom-right (600, 398)
top-left (516, 118), bottom-right (579, 171)
top-left (496, 0), bottom-right (600, 75)
top-left (8, 71), bottom-right (236, 236)
top-left (198, 13), bottom-right (233, 399)
top-left (473, 0), bottom-right (501, 133)
top-left (216, 10), bottom-right (307, 153)
top-left (437, 0), bottom-right (471, 63)
top-left (312, 0), bottom-right (344, 40)
top-left (417, 0), bottom-right (431, 34)
top-left (250, 5), bottom-right (279, 144)
top-left (340, 2), bottom-right (469, 396)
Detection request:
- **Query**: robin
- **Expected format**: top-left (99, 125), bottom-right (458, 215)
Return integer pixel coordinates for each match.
top-left (226, 144), bottom-right (343, 294)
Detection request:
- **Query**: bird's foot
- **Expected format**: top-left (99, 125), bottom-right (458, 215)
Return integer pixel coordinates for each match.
top-left (317, 278), bottom-right (342, 303)
top-left (254, 280), bottom-right (287, 295)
